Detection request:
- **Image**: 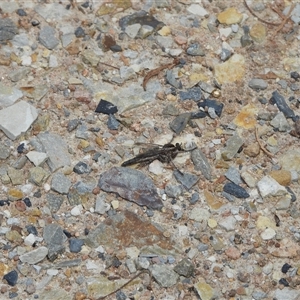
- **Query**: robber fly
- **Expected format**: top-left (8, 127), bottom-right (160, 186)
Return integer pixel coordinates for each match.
top-left (121, 143), bottom-right (184, 167)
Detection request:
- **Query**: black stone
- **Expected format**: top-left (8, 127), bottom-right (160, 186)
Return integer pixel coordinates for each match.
top-left (197, 99), bottom-right (224, 117)
top-left (31, 20), bottom-right (40, 26)
top-left (107, 114), bottom-right (120, 130)
top-left (179, 87), bottom-right (202, 101)
top-left (281, 263), bottom-right (292, 273)
top-left (17, 143), bottom-right (25, 153)
top-left (3, 270), bottom-right (18, 286)
top-left (0, 200), bottom-right (8, 206)
top-left (23, 197), bottom-right (32, 207)
top-left (95, 99), bottom-right (118, 115)
top-left (73, 161), bottom-right (91, 174)
top-left (291, 71), bottom-right (300, 81)
top-left (26, 225), bottom-right (38, 236)
top-left (16, 9), bottom-right (27, 16)
top-left (279, 278), bottom-right (289, 286)
top-left (81, 1), bottom-right (89, 8)
top-left (69, 238), bottom-right (84, 253)
top-left (84, 228), bottom-right (89, 235)
top-left (63, 229), bottom-right (72, 238)
top-left (223, 182), bottom-right (250, 198)
top-left (110, 45), bottom-right (122, 52)
top-left (191, 111), bottom-right (206, 119)
top-left (270, 91), bottom-right (295, 119)
top-left (33, 190), bottom-right (42, 198)
top-left (75, 26), bottom-right (85, 38)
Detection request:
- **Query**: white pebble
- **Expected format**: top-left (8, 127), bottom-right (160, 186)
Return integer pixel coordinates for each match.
top-left (71, 205), bottom-right (83, 216)
top-left (24, 233), bottom-right (36, 246)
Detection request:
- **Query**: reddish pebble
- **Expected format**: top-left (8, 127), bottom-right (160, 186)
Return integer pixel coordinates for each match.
top-left (15, 200), bottom-right (26, 212)
top-left (225, 246), bottom-right (241, 259)
top-left (92, 186), bottom-right (100, 195)
top-left (174, 35), bottom-right (187, 45)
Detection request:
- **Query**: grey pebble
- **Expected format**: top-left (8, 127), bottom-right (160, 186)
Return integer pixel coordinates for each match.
top-left (19, 246), bottom-right (48, 265)
top-left (224, 166), bottom-right (242, 185)
top-left (46, 193), bottom-right (64, 212)
top-left (75, 123), bottom-right (89, 140)
top-left (223, 182), bottom-right (250, 198)
top-left (191, 148), bottom-right (211, 180)
top-left (270, 112), bottom-right (291, 132)
top-left (173, 258), bottom-right (195, 277)
top-left (173, 170), bottom-right (199, 190)
top-left (248, 78), bottom-right (268, 90)
top-left (69, 238), bottom-right (84, 253)
top-left (0, 144), bottom-right (10, 159)
top-left (150, 264), bottom-right (179, 287)
top-left (270, 90), bottom-right (295, 119)
top-left (186, 43), bottom-right (205, 56)
top-left (67, 119), bottom-right (80, 132)
top-left (39, 26), bottom-right (59, 50)
top-left (221, 132), bottom-right (243, 160)
top-left (73, 162), bottom-right (91, 174)
top-left (107, 114), bottom-right (120, 130)
top-left (0, 18), bottom-right (18, 41)
top-left (165, 183), bottom-right (183, 198)
top-left (169, 112), bottom-right (191, 134)
top-left (277, 80), bottom-right (288, 89)
top-left (51, 172), bottom-right (72, 194)
top-left (166, 69), bottom-right (182, 89)
top-left (220, 48), bottom-right (232, 61)
top-left (189, 192), bottom-right (199, 204)
top-left (179, 87), bottom-right (202, 101)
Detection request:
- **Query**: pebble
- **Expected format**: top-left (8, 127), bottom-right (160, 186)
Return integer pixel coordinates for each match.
top-left (51, 172), bottom-right (72, 194)
top-left (223, 182), bottom-right (250, 198)
top-left (73, 162), bottom-right (91, 174)
top-left (261, 227), bottom-right (276, 240)
top-left (3, 270), bottom-right (18, 286)
top-left (224, 166), bottom-right (242, 185)
top-left (186, 43), bottom-right (205, 56)
top-left (257, 175), bottom-right (289, 198)
top-left (95, 99), bottom-right (118, 115)
top-left (218, 216), bottom-right (237, 231)
top-left (169, 113), bottom-right (191, 134)
top-left (173, 170), bottom-right (199, 190)
top-left (221, 132), bottom-right (243, 160)
top-left (194, 279), bottom-right (214, 300)
top-left (150, 265), bottom-right (179, 288)
top-left (270, 112), bottom-right (291, 132)
top-left (191, 148), bottom-right (211, 180)
top-left (39, 26), bottom-right (59, 50)
top-left (0, 101), bottom-right (38, 140)
top-left (0, 82), bottom-right (23, 107)
top-left (217, 7), bottom-right (243, 25)
top-left (26, 151), bottom-right (48, 166)
top-left (270, 91), bottom-right (295, 119)
top-left (0, 18), bottom-right (18, 41)
top-left (69, 238), bottom-right (84, 253)
top-left (19, 247), bottom-right (48, 264)
top-left (248, 78), bottom-right (268, 90)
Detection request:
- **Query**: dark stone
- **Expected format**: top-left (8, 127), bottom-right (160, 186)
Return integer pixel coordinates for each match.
top-left (81, 1), bottom-right (89, 8)
top-left (33, 190), bottom-right (42, 198)
top-left (67, 119), bottom-right (80, 132)
top-left (16, 9), bottom-right (27, 16)
top-left (3, 270), bottom-right (18, 286)
top-left (26, 225), bottom-right (38, 236)
top-left (31, 20), bottom-right (40, 26)
top-left (173, 258), bottom-right (195, 277)
top-left (241, 34), bottom-right (252, 47)
top-left (291, 71), bottom-right (300, 81)
top-left (281, 263), bottom-right (292, 273)
top-left (189, 192), bottom-right (199, 204)
top-left (95, 99), bottom-right (118, 115)
top-left (98, 167), bottom-right (163, 210)
top-left (191, 111), bottom-right (206, 119)
top-left (0, 18), bottom-right (18, 41)
top-left (223, 182), bottom-right (250, 198)
top-left (270, 91), bottom-right (295, 119)
top-left (169, 113), bottom-right (191, 134)
top-left (279, 278), bottom-right (289, 286)
top-left (119, 10), bottom-right (164, 32)
top-left (63, 230), bottom-right (72, 238)
top-left (112, 256), bottom-right (122, 268)
top-left (197, 99), bottom-right (224, 117)
top-left (110, 44), bottom-right (122, 52)
top-left (46, 193), bottom-right (64, 212)
top-left (69, 238), bottom-right (84, 253)
top-left (73, 162), bottom-right (91, 174)
top-left (107, 114), bottom-right (120, 130)
top-left (173, 170), bottom-right (199, 190)
top-left (179, 87), bottom-right (202, 101)
top-left (75, 26), bottom-right (85, 38)
top-left (116, 290), bottom-right (127, 300)
top-left (286, 186), bottom-right (296, 202)
top-left (9, 292), bottom-right (18, 299)
top-left (220, 48), bottom-right (232, 61)
top-left (0, 200), bottom-right (7, 206)
top-left (23, 197), bottom-right (32, 207)
top-left (17, 143), bottom-right (25, 153)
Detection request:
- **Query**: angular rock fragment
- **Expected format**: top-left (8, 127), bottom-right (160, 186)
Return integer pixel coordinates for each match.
top-left (150, 265), bottom-right (179, 287)
top-left (19, 246), bottom-right (48, 264)
top-left (0, 100), bottom-right (38, 140)
top-left (169, 113), bottom-right (191, 134)
top-left (173, 170), bottom-right (199, 190)
top-left (0, 18), bottom-right (18, 41)
top-left (98, 167), bottom-right (163, 210)
top-left (191, 149), bottom-right (211, 180)
top-left (223, 182), bottom-right (250, 198)
top-left (257, 175), bottom-right (289, 198)
top-left (221, 133), bottom-right (243, 160)
top-left (197, 99), bottom-right (224, 117)
top-left (95, 99), bottom-right (118, 115)
top-left (270, 91), bottom-right (295, 119)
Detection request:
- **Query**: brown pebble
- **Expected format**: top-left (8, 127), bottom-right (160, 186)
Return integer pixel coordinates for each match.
top-left (269, 170), bottom-right (291, 186)
top-left (92, 186), bottom-right (100, 195)
top-left (225, 247), bottom-right (241, 260)
top-left (244, 142), bottom-right (260, 157)
top-left (236, 286), bottom-right (246, 295)
top-left (15, 200), bottom-right (26, 212)
top-left (75, 292), bottom-right (88, 300)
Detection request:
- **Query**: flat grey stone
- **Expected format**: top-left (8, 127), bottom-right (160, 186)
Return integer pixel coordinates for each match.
top-left (273, 287), bottom-right (300, 300)
top-left (0, 100), bottom-right (38, 140)
top-left (0, 82), bottom-right (23, 107)
top-left (29, 166), bottom-right (50, 186)
top-left (39, 26), bottom-right (59, 50)
top-left (248, 78), bottom-right (268, 90)
top-left (51, 172), bottom-right (71, 194)
top-left (224, 166), bottom-right (242, 185)
top-left (7, 167), bottom-right (23, 185)
top-left (37, 132), bottom-right (71, 172)
top-left (191, 148), bottom-right (211, 180)
top-left (26, 151), bottom-right (48, 166)
top-left (8, 67), bottom-right (31, 82)
top-left (46, 193), bottom-right (64, 212)
top-left (173, 170), bottom-right (199, 190)
top-left (218, 216), bottom-right (237, 231)
top-left (221, 132), bottom-right (243, 160)
top-left (0, 18), bottom-right (18, 41)
top-left (19, 246), bottom-right (48, 264)
top-left (22, 85), bottom-right (49, 101)
top-left (0, 144), bottom-right (10, 159)
top-left (150, 264), bottom-right (179, 287)
top-left (35, 3), bottom-right (72, 21)
top-left (270, 112), bottom-right (291, 132)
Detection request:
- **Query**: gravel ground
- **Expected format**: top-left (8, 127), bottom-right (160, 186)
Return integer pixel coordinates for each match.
top-left (1, 1), bottom-right (300, 299)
